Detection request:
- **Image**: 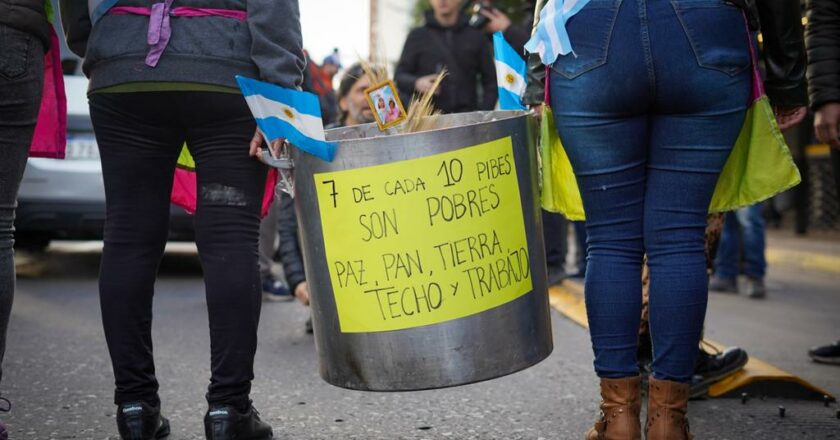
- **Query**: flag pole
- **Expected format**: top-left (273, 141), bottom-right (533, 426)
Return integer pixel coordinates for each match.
top-left (531, 0), bottom-right (546, 35)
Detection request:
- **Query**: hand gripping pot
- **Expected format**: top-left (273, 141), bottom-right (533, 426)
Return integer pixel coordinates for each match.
top-left (293, 111), bottom-right (553, 391)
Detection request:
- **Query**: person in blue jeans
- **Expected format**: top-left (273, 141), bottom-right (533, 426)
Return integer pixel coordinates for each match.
top-left (710, 203), bottom-right (768, 298)
top-left (543, 0), bottom-right (805, 437)
top-left (544, 0), bottom-right (808, 437)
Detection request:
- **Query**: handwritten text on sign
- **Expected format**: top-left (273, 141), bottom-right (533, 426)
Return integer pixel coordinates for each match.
top-left (314, 136), bottom-right (532, 333)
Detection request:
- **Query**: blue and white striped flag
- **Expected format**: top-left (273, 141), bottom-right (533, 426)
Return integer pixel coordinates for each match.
top-left (493, 32), bottom-right (527, 111)
top-left (525, 0), bottom-right (592, 66)
top-left (236, 76), bottom-right (337, 162)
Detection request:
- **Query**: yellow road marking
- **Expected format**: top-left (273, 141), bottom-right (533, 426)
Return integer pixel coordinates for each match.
top-left (766, 248), bottom-right (840, 275)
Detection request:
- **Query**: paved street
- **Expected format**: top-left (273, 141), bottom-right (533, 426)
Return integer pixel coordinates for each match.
top-left (4, 241), bottom-right (840, 439)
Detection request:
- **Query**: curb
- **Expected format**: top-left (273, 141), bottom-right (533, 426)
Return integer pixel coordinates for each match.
top-left (548, 280), bottom-right (835, 401)
top-left (766, 247), bottom-right (840, 276)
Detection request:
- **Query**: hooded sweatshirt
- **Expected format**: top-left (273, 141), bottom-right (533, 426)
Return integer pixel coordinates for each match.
top-left (59, 0), bottom-right (305, 91)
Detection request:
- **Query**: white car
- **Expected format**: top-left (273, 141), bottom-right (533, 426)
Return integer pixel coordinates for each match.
top-left (15, 74), bottom-right (194, 250)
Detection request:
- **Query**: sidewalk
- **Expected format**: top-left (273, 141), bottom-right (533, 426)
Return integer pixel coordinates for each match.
top-left (766, 230), bottom-right (840, 276)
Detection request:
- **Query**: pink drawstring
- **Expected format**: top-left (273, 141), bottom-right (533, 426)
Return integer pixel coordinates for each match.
top-left (108, 3), bottom-right (247, 68)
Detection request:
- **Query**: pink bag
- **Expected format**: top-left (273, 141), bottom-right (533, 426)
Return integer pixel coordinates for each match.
top-left (29, 27), bottom-right (67, 159)
top-left (171, 167), bottom-right (280, 218)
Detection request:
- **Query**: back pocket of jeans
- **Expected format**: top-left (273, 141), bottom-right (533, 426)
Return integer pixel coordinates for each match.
top-left (550, 0), bottom-right (622, 80)
top-left (0, 25), bottom-right (33, 80)
top-left (671, 0), bottom-right (751, 76)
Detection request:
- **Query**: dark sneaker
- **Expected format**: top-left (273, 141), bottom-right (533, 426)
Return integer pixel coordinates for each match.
top-left (808, 341), bottom-right (840, 365)
top-left (305, 317), bottom-right (314, 334)
top-left (689, 344), bottom-right (749, 398)
top-left (0, 395), bottom-right (10, 440)
top-left (116, 401), bottom-right (170, 440)
top-left (262, 277), bottom-right (292, 302)
top-left (709, 276), bottom-right (738, 293)
top-left (205, 404), bottom-right (273, 440)
top-left (746, 277), bottom-right (766, 299)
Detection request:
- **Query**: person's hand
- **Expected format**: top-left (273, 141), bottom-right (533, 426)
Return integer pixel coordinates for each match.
top-left (249, 128), bottom-right (285, 164)
top-left (415, 74), bottom-right (440, 95)
top-left (481, 7), bottom-right (512, 34)
top-left (294, 282), bottom-right (310, 306)
top-left (773, 105), bottom-right (807, 131)
top-left (814, 102), bottom-right (840, 149)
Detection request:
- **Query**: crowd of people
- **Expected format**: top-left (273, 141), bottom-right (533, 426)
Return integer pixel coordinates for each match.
top-left (1, 0), bottom-right (839, 439)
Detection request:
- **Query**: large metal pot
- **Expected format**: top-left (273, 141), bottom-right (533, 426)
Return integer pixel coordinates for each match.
top-left (293, 110), bottom-right (552, 391)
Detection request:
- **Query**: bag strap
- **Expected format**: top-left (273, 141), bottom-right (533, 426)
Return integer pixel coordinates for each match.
top-left (743, 11), bottom-right (764, 102)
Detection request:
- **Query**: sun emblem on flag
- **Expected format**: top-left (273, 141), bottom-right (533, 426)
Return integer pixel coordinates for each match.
top-left (283, 108), bottom-right (295, 120)
top-left (505, 72), bottom-right (516, 86)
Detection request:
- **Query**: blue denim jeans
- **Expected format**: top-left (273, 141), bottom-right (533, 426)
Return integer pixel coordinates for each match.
top-left (714, 204), bottom-right (766, 280)
top-left (550, 0), bottom-right (751, 382)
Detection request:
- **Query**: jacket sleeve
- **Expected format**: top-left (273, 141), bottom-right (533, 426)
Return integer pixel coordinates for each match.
top-left (246, 0), bottom-right (306, 89)
top-left (805, 0), bottom-right (840, 110)
top-left (756, 0), bottom-right (809, 107)
top-left (479, 36), bottom-right (498, 110)
top-left (276, 193), bottom-right (307, 292)
top-left (58, 0), bottom-right (91, 57)
top-left (395, 30), bottom-right (421, 97)
top-left (503, 24), bottom-right (532, 56)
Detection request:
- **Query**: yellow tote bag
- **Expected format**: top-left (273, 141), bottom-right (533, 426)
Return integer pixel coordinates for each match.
top-left (540, 92), bottom-right (801, 221)
top-left (540, 105), bottom-right (585, 221)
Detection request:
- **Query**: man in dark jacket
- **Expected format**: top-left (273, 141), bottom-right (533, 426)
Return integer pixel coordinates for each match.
top-left (0, 1), bottom-right (51, 436)
top-left (395, 0), bottom-right (497, 113)
top-left (805, 0), bottom-right (840, 366)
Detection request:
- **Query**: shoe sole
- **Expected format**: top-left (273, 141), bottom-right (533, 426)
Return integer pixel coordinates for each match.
top-left (810, 355), bottom-right (840, 365)
top-left (689, 352), bottom-right (749, 399)
top-left (156, 417), bottom-right (170, 439)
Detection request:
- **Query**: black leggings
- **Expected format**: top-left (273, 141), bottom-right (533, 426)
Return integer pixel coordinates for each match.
top-left (89, 92), bottom-right (267, 409)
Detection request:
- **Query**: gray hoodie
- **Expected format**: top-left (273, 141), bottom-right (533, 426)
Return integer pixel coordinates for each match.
top-left (59, 0), bottom-right (305, 91)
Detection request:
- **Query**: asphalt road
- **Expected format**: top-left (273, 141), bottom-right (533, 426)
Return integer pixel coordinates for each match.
top-left (4, 242), bottom-right (839, 439)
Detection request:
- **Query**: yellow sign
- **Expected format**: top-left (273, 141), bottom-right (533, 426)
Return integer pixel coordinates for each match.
top-left (314, 136), bottom-right (533, 333)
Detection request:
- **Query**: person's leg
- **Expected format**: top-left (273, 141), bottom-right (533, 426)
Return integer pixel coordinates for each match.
top-left (550, 0), bottom-right (650, 381)
top-left (0, 24), bottom-right (44, 386)
top-left (542, 210), bottom-right (568, 285)
top-left (258, 201), bottom-right (290, 300)
top-left (735, 203), bottom-right (766, 279)
top-left (736, 203), bottom-right (767, 298)
top-left (258, 204), bottom-right (276, 281)
top-left (89, 92), bottom-right (184, 407)
top-left (182, 92), bottom-right (267, 410)
top-left (712, 213), bottom-right (740, 282)
top-left (644, 0), bottom-right (751, 384)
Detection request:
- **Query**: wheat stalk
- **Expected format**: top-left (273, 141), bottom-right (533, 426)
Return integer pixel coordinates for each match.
top-left (402, 70), bottom-right (447, 134)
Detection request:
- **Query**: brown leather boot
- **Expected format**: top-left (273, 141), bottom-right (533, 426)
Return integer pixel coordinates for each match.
top-left (585, 376), bottom-right (642, 440)
top-left (645, 377), bottom-right (694, 440)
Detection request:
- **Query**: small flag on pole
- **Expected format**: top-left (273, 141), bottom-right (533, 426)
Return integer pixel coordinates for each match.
top-left (493, 32), bottom-right (527, 111)
top-left (524, 0), bottom-right (591, 66)
top-left (235, 75), bottom-right (337, 162)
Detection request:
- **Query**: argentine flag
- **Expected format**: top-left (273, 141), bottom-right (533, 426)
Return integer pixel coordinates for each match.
top-left (236, 76), bottom-right (336, 162)
top-left (493, 32), bottom-right (527, 111)
top-left (525, 0), bottom-right (592, 65)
